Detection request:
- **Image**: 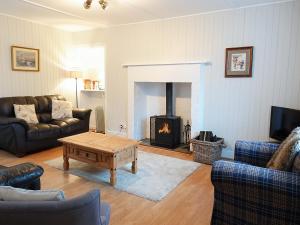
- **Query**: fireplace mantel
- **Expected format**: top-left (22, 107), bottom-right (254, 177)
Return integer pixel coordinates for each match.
top-left (123, 60), bottom-right (210, 68)
top-left (127, 63), bottom-right (208, 140)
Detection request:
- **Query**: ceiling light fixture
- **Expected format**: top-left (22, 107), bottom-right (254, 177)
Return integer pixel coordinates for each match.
top-left (83, 0), bottom-right (108, 10)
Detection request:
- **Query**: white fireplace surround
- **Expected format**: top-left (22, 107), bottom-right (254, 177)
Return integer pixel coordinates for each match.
top-left (126, 62), bottom-right (208, 140)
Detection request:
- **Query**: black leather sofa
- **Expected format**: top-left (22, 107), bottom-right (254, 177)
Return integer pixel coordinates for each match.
top-left (0, 95), bottom-right (92, 157)
top-left (0, 163), bottom-right (44, 190)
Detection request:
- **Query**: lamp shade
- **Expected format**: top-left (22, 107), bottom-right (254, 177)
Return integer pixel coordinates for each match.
top-left (67, 70), bottom-right (83, 79)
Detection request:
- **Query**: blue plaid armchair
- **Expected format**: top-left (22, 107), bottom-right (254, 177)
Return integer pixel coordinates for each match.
top-left (211, 141), bottom-right (300, 225)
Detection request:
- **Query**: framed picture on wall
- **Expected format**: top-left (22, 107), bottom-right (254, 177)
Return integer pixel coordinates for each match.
top-left (225, 46), bottom-right (253, 78)
top-left (11, 46), bottom-right (40, 72)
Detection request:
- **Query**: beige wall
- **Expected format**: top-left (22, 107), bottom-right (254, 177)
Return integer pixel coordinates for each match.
top-left (1, 0), bottom-right (300, 150)
top-left (0, 14), bottom-right (74, 103)
top-left (73, 0), bottom-right (300, 149)
top-left (0, 14), bottom-right (106, 129)
top-left (71, 30), bottom-right (107, 129)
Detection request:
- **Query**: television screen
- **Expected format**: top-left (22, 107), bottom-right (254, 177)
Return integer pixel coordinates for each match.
top-left (270, 106), bottom-right (300, 141)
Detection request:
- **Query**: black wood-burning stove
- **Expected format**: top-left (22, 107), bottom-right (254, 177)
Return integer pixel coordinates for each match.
top-left (150, 83), bottom-right (181, 149)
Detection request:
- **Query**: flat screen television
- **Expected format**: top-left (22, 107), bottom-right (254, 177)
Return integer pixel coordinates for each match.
top-left (270, 106), bottom-right (300, 141)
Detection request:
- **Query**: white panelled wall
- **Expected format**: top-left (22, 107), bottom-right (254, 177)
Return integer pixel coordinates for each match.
top-left (73, 0), bottom-right (300, 151)
top-left (0, 15), bottom-right (75, 102)
top-left (1, 0), bottom-right (300, 153)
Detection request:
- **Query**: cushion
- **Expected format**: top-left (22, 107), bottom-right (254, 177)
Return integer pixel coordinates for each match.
top-left (0, 186), bottom-right (65, 201)
top-left (292, 152), bottom-right (300, 173)
top-left (27, 123), bottom-right (61, 141)
top-left (286, 140), bottom-right (300, 170)
top-left (52, 100), bottom-right (73, 120)
top-left (267, 127), bottom-right (300, 170)
top-left (14, 104), bottom-right (39, 124)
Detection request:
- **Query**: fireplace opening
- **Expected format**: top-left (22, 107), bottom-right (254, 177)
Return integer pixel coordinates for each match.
top-left (150, 83), bottom-right (181, 149)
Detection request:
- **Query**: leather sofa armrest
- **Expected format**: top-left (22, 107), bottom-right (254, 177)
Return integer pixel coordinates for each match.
top-left (0, 117), bottom-right (29, 130)
top-left (0, 163), bottom-right (44, 187)
top-left (72, 109), bottom-right (92, 120)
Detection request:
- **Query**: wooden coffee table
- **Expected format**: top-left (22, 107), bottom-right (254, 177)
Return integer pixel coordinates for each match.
top-left (58, 132), bottom-right (139, 186)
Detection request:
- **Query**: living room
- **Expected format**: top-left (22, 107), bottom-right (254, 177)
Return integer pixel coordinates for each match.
top-left (0, 0), bottom-right (299, 225)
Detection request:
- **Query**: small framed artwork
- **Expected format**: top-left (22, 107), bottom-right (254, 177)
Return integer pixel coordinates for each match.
top-left (11, 46), bottom-right (40, 72)
top-left (225, 46), bottom-right (253, 78)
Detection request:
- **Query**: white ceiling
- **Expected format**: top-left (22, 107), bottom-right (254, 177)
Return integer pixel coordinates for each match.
top-left (0, 0), bottom-right (291, 31)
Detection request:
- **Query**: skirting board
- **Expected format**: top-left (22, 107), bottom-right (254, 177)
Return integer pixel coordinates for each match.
top-left (106, 129), bottom-right (127, 137)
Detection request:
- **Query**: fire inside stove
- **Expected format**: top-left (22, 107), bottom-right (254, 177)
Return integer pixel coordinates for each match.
top-left (158, 123), bottom-right (171, 134)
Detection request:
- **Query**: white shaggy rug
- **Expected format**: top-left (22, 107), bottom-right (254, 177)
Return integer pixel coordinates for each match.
top-left (45, 150), bottom-right (200, 201)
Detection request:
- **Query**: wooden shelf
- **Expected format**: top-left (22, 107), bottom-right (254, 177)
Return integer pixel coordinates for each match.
top-left (81, 89), bottom-right (105, 93)
top-left (122, 60), bottom-right (211, 67)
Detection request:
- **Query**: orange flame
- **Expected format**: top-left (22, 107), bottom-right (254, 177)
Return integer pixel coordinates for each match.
top-left (158, 123), bottom-right (171, 134)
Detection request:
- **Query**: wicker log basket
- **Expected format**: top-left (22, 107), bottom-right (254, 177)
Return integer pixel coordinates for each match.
top-left (191, 138), bottom-right (225, 165)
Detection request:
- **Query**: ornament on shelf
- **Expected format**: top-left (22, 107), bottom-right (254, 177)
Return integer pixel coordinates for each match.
top-left (183, 120), bottom-right (191, 145)
top-left (92, 80), bottom-right (99, 90)
top-left (84, 79), bottom-right (92, 90)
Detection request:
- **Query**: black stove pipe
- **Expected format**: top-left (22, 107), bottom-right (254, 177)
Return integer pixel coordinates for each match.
top-left (166, 83), bottom-right (173, 116)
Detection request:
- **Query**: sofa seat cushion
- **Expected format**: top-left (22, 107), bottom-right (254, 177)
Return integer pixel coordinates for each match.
top-left (50, 118), bottom-right (82, 136)
top-left (27, 124), bottom-right (60, 141)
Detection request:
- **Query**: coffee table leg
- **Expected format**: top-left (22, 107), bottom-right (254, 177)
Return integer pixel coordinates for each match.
top-left (132, 147), bottom-right (138, 174)
top-left (110, 168), bottom-right (116, 186)
top-left (63, 146), bottom-right (69, 171)
top-left (132, 160), bottom-right (137, 174)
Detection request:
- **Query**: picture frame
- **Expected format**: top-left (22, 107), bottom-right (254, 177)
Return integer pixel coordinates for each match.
top-left (11, 46), bottom-right (40, 72)
top-left (225, 46), bottom-right (253, 78)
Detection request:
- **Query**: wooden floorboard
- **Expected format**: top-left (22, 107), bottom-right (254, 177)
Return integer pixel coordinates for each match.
top-left (0, 145), bottom-right (214, 225)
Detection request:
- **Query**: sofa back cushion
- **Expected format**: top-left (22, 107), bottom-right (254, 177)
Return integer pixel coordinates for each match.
top-left (0, 95), bottom-right (66, 123)
top-left (0, 97), bottom-right (37, 117)
top-left (35, 96), bottom-right (52, 123)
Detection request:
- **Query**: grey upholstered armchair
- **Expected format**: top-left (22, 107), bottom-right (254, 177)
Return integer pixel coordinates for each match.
top-left (0, 189), bottom-right (110, 225)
